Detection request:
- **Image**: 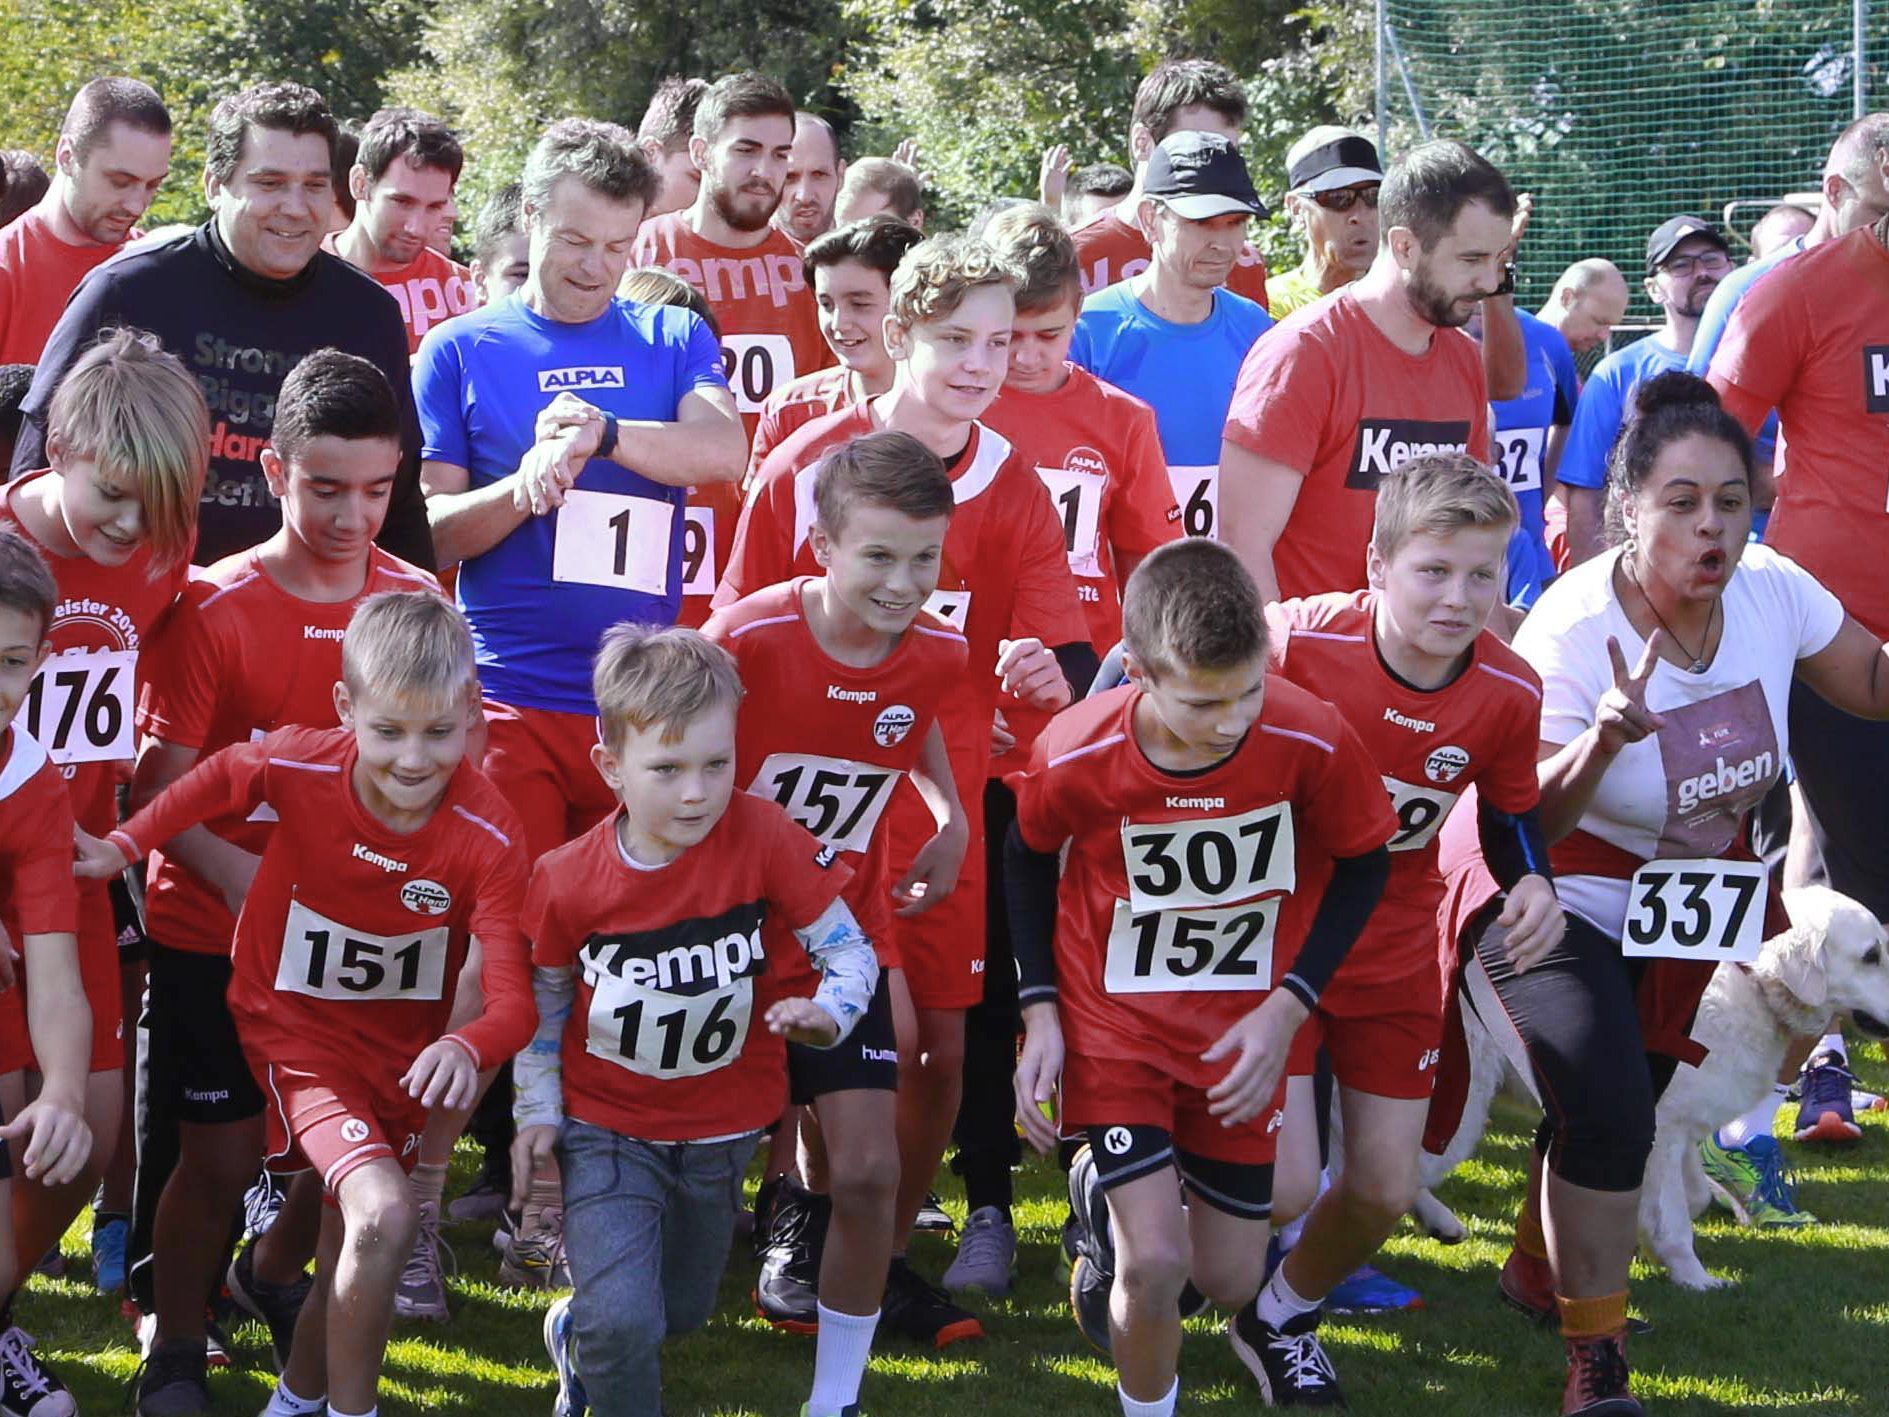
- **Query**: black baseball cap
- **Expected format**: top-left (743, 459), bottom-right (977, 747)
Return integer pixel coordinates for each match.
top-left (1287, 127), bottom-right (1384, 194)
top-left (1646, 215), bottom-right (1730, 273)
top-left (1144, 132), bottom-right (1269, 221)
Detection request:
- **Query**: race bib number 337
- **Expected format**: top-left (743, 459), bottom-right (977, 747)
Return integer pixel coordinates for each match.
top-left (1621, 858), bottom-right (1767, 963)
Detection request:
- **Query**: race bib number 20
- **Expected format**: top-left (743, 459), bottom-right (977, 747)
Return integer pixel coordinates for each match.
top-left (1621, 858), bottom-right (1767, 963)
top-left (723, 334), bottom-right (796, 414)
top-left (24, 649), bottom-right (136, 766)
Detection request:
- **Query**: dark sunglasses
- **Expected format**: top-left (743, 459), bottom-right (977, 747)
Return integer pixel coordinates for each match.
top-left (1308, 185), bottom-right (1381, 212)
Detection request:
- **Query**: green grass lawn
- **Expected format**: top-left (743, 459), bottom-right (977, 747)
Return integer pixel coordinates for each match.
top-left (22, 1041), bottom-right (1889, 1415)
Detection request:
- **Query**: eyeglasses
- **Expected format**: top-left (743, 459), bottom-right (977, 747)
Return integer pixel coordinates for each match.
top-left (1658, 250), bottom-right (1732, 278)
top-left (1308, 185), bottom-right (1380, 212)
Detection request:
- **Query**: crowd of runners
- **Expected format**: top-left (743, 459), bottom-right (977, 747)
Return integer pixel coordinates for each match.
top-left (0, 51), bottom-right (1885, 1417)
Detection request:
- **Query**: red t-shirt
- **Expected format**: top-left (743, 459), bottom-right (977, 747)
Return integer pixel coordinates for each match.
top-left (525, 794), bottom-right (850, 1142)
top-left (1708, 227), bottom-right (1889, 637)
top-left (748, 366), bottom-right (860, 485)
top-left (0, 728), bottom-right (80, 945)
top-left (704, 578), bottom-right (966, 959)
top-left (1223, 291), bottom-right (1492, 601)
top-left (321, 236), bottom-right (478, 354)
top-left (135, 547), bottom-right (438, 955)
top-left (0, 211), bottom-right (136, 365)
top-left (112, 725), bottom-right (532, 1071)
top-left (1264, 591), bottom-right (1541, 992)
top-left (632, 211), bottom-right (835, 627)
top-left (1009, 682), bottom-right (1396, 1089)
top-left (717, 405), bottom-right (1089, 846)
top-left (1071, 206), bottom-right (1269, 308)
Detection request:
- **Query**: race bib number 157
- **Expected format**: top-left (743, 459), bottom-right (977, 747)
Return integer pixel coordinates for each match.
top-left (1621, 858), bottom-right (1766, 963)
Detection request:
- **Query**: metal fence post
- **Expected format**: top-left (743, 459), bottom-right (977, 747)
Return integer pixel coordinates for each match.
top-left (1376, 0), bottom-right (1389, 158)
top-left (1858, 0), bottom-right (1870, 121)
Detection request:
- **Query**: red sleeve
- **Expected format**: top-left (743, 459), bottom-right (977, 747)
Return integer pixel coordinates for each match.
top-left (114, 736), bottom-right (273, 861)
top-left (762, 803), bottom-right (853, 929)
top-left (135, 596), bottom-right (229, 749)
top-left (1007, 727), bottom-right (1077, 855)
top-left (713, 464), bottom-right (797, 609)
top-left (449, 837), bottom-right (535, 1068)
top-left (1298, 715), bottom-right (1398, 858)
top-left (1009, 475), bottom-right (1091, 645)
top-left (1467, 395), bottom-right (1493, 462)
top-left (6, 765), bottom-right (78, 936)
top-left (1262, 603), bottom-right (1295, 678)
top-left (1706, 273), bottom-right (1808, 436)
top-left (1105, 400), bottom-right (1183, 558)
top-left (524, 857), bottom-right (577, 969)
top-left (1220, 331), bottom-right (1336, 473)
top-left (1478, 690), bottom-right (1544, 815)
top-left (747, 406), bottom-right (787, 489)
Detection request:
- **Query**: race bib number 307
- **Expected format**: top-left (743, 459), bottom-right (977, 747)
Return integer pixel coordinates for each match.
top-left (1121, 803), bottom-right (1295, 913)
top-left (1621, 858), bottom-right (1767, 963)
top-left (24, 649), bottom-right (136, 766)
top-left (277, 900), bottom-right (451, 1001)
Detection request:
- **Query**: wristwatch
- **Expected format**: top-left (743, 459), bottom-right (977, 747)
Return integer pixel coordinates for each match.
top-left (597, 411), bottom-right (620, 460)
top-left (1492, 261), bottom-right (1517, 297)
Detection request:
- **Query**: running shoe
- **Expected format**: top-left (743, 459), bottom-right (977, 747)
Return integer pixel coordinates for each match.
top-left (1229, 1306), bottom-right (1346, 1407)
top-left (499, 1205), bottom-right (570, 1289)
top-left (913, 1191), bottom-right (954, 1233)
top-left (91, 1212), bottom-right (129, 1294)
top-left (1325, 1264), bottom-right (1424, 1314)
top-left (394, 1198), bottom-right (456, 1321)
top-left (1741, 1134), bottom-right (1817, 1226)
top-left (1853, 1082), bottom-right (1888, 1114)
top-left (880, 1257), bottom-right (984, 1348)
top-left (445, 1166), bottom-right (510, 1224)
top-left (755, 1179), bottom-right (829, 1333)
top-left (749, 1174), bottom-right (786, 1257)
top-left (544, 1293), bottom-right (587, 1417)
top-left (1794, 1050), bottom-right (1864, 1142)
top-left (242, 1170), bottom-right (285, 1242)
top-left (800, 1407), bottom-right (858, 1417)
top-left (942, 1205), bottom-right (1017, 1297)
top-left (225, 1244), bottom-right (313, 1371)
top-left (0, 1325), bottom-right (75, 1417)
top-left (132, 1338), bottom-right (209, 1417)
top-left (1497, 1245), bottom-right (1556, 1323)
top-left (1562, 1330), bottom-right (1641, 1416)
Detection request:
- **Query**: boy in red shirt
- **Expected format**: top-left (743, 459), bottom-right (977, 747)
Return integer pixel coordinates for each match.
top-left (1007, 538), bottom-right (1395, 1417)
top-left (81, 591), bottom-right (531, 1417)
top-left (0, 529), bottom-right (98, 1410)
top-left (1258, 454), bottom-right (1560, 1402)
top-left (706, 431), bottom-right (968, 1406)
top-left (509, 626), bottom-right (878, 1417)
top-left (124, 350), bottom-right (437, 1414)
top-left (719, 232), bottom-right (1094, 1341)
top-left (0, 327), bottom-right (204, 1372)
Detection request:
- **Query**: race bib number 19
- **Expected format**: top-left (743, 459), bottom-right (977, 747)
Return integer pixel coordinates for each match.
top-left (553, 490), bottom-right (675, 595)
top-left (1621, 858), bottom-right (1767, 963)
top-left (1382, 777), bottom-right (1460, 853)
top-left (24, 649), bottom-right (136, 766)
top-left (682, 506), bottom-right (716, 596)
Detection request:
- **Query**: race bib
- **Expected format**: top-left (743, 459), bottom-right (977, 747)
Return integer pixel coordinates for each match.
top-left (581, 911), bottom-right (765, 1079)
top-left (1382, 777), bottom-right (1461, 853)
top-left (552, 489), bottom-right (676, 596)
top-left (276, 900), bottom-right (451, 1002)
top-left (1103, 897), bottom-right (1278, 994)
top-left (1121, 802), bottom-right (1295, 913)
top-left (1035, 464), bottom-right (1105, 578)
top-left (722, 333), bottom-right (796, 414)
top-left (1168, 465), bottom-right (1218, 539)
top-left (1492, 427), bottom-right (1547, 494)
top-left (1621, 858), bottom-right (1767, 963)
top-left (682, 506), bottom-right (716, 596)
top-left (924, 588), bottom-right (971, 630)
top-left (752, 752), bottom-right (901, 855)
top-left (23, 649), bottom-right (135, 766)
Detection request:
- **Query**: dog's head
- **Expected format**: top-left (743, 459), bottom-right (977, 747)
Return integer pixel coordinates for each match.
top-left (1770, 886), bottom-right (1889, 1037)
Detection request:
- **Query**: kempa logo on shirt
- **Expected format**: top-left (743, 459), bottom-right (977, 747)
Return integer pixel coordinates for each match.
top-left (1676, 751), bottom-right (1777, 816)
top-left (1165, 795), bottom-right (1226, 810)
top-left (1103, 1125), bottom-right (1134, 1156)
top-left (873, 704), bottom-right (916, 747)
top-left (339, 1117), bottom-right (370, 1144)
top-left (1346, 419), bottom-right (1472, 489)
top-left (402, 879), bottom-right (452, 916)
top-left (303, 626), bottom-right (345, 641)
top-left (1865, 346), bottom-right (1889, 412)
top-left (1384, 707), bottom-right (1436, 734)
top-left (538, 366), bottom-right (626, 393)
top-left (1425, 745), bottom-right (1471, 783)
top-left (353, 843), bottom-right (407, 873)
top-left (590, 923), bottom-right (766, 993)
top-left (828, 686), bottom-right (876, 704)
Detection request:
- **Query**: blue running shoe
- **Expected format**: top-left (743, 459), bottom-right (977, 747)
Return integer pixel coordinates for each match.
top-left (1794, 1050), bottom-right (1862, 1143)
top-left (1326, 1264), bottom-right (1424, 1314)
top-left (545, 1294), bottom-right (587, 1417)
top-left (91, 1214), bottom-right (128, 1294)
top-left (1742, 1134), bottom-right (1817, 1227)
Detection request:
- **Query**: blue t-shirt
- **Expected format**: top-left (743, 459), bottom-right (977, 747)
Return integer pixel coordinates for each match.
top-left (1688, 240), bottom-right (1800, 513)
top-left (1557, 335), bottom-right (1689, 491)
top-left (414, 295), bottom-right (727, 714)
top-left (1489, 310), bottom-right (1579, 608)
top-left (1070, 282), bottom-right (1273, 539)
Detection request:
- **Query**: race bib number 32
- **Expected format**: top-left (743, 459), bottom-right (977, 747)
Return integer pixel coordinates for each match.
top-left (1122, 802), bottom-right (1295, 913)
top-left (24, 649), bottom-right (136, 766)
top-left (1621, 858), bottom-right (1767, 963)
top-left (277, 900), bottom-right (450, 1002)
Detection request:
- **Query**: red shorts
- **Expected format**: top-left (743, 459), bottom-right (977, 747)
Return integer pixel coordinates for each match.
top-left (0, 883), bottom-right (126, 1074)
top-left (256, 1053), bottom-right (427, 1195)
top-left (1286, 974), bottom-right (1445, 1101)
top-left (482, 700), bottom-right (619, 863)
top-left (1063, 1050), bottom-right (1284, 1168)
top-left (884, 791), bottom-right (985, 1010)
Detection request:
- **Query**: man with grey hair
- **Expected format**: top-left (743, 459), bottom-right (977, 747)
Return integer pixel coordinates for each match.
top-left (775, 110), bottom-right (844, 245)
top-left (0, 77), bottom-right (172, 363)
top-left (1266, 125), bottom-right (1383, 320)
top-left (1538, 257), bottom-right (1630, 354)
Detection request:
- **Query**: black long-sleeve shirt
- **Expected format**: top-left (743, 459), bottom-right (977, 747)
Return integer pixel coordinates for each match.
top-left (12, 222), bottom-right (434, 570)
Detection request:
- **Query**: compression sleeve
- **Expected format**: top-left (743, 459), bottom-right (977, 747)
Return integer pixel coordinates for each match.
top-left (1278, 845), bottom-right (1390, 1010)
top-left (793, 897), bottom-right (879, 1047)
top-left (1478, 798), bottom-right (1554, 893)
top-left (1004, 820), bottom-right (1062, 1006)
top-left (512, 966), bottom-right (572, 1131)
top-left (1053, 641), bottom-right (1102, 703)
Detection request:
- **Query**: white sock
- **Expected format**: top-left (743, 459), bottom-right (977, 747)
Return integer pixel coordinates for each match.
top-left (1255, 1264), bottom-right (1322, 1329)
top-left (261, 1380), bottom-right (326, 1417)
top-left (1818, 1032), bottom-right (1847, 1064)
top-left (1119, 1378), bottom-right (1179, 1416)
top-left (1275, 1212), bottom-right (1307, 1251)
top-left (1718, 1085), bottom-right (1789, 1148)
top-left (807, 1303), bottom-right (879, 1414)
top-left (328, 1408), bottom-right (376, 1417)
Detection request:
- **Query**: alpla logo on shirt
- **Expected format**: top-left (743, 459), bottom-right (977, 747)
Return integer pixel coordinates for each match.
top-left (873, 704), bottom-right (916, 747)
top-left (1424, 745), bottom-right (1471, 783)
top-left (538, 366), bottom-right (627, 393)
top-left (401, 879), bottom-right (453, 916)
top-left (1064, 446), bottom-right (1109, 477)
top-left (1863, 346), bottom-right (1889, 412)
top-left (1346, 419), bottom-right (1473, 489)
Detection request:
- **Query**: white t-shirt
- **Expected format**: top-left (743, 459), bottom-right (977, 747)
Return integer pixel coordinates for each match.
top-left (1514, 544), bottom-right (1844, 936)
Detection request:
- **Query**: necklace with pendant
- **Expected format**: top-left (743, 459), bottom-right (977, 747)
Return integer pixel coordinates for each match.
top-left (1625, 558), bottom-right (1716, 673)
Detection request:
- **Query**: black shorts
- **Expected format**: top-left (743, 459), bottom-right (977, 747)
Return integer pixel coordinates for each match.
top-left (1086, 1124), bottom-right (1275, 1221)
top-left (1788, 681), bottom-right (1889, 919)
top-left (146, 943), bottom-right (264, 1124)
top-left (788, 972), bottom-right (899, 1106)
